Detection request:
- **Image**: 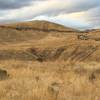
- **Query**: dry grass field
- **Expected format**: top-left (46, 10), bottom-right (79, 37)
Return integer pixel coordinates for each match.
top-left (0, 21), bottom-right (100, 100)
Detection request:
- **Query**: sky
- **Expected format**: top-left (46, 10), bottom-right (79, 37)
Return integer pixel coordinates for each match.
top-left (0, 0), bottom-right (100, 30)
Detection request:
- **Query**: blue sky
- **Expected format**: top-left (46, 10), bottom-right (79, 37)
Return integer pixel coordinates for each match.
top-left (0, 0), bottom-right (100, 30)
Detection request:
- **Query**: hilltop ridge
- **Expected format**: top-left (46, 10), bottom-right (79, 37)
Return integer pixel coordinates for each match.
top-left (0, 20), bottom-right (78, 32)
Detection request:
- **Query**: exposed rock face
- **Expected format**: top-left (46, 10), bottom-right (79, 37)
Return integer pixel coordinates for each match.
top-left (77, 34), bottom-right (89, 40)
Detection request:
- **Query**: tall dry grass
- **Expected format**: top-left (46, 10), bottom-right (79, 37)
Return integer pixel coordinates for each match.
top-left (0, 60), bottom-right (100, 100)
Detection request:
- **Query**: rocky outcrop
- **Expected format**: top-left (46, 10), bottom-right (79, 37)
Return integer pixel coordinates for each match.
top-left (0, 69), bottom-right (9, 80)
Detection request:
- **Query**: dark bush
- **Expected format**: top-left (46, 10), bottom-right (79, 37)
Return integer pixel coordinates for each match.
top-left (0, 69), bottom-right (9, 80)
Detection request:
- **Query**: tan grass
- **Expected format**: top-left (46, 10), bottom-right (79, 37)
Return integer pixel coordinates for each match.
top-left (0, 60), bottom-right (100, 100)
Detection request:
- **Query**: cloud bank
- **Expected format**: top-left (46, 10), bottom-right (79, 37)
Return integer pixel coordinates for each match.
top-left (0, 0), bottom-right (100, 30)
top-left (0, 0), bottom-right (34, 9)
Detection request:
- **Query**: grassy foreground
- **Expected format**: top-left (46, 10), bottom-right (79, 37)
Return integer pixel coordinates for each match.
top-left (0, 60), bottom-right (100, 100)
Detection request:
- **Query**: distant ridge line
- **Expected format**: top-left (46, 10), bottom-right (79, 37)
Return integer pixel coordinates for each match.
top-left (0, 25), bottom-right (76, 33)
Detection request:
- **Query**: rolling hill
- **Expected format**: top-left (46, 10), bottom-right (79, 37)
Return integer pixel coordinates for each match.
top-left (0, 20), bottom-right (78, 43)
top-left (0, 20), bottom-right (99, 62)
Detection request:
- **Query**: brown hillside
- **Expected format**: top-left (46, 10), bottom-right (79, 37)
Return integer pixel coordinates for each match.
top-left (0, 20), bottom-right (78, 43)
top-left (0, 20), bottom-right (99, 62)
